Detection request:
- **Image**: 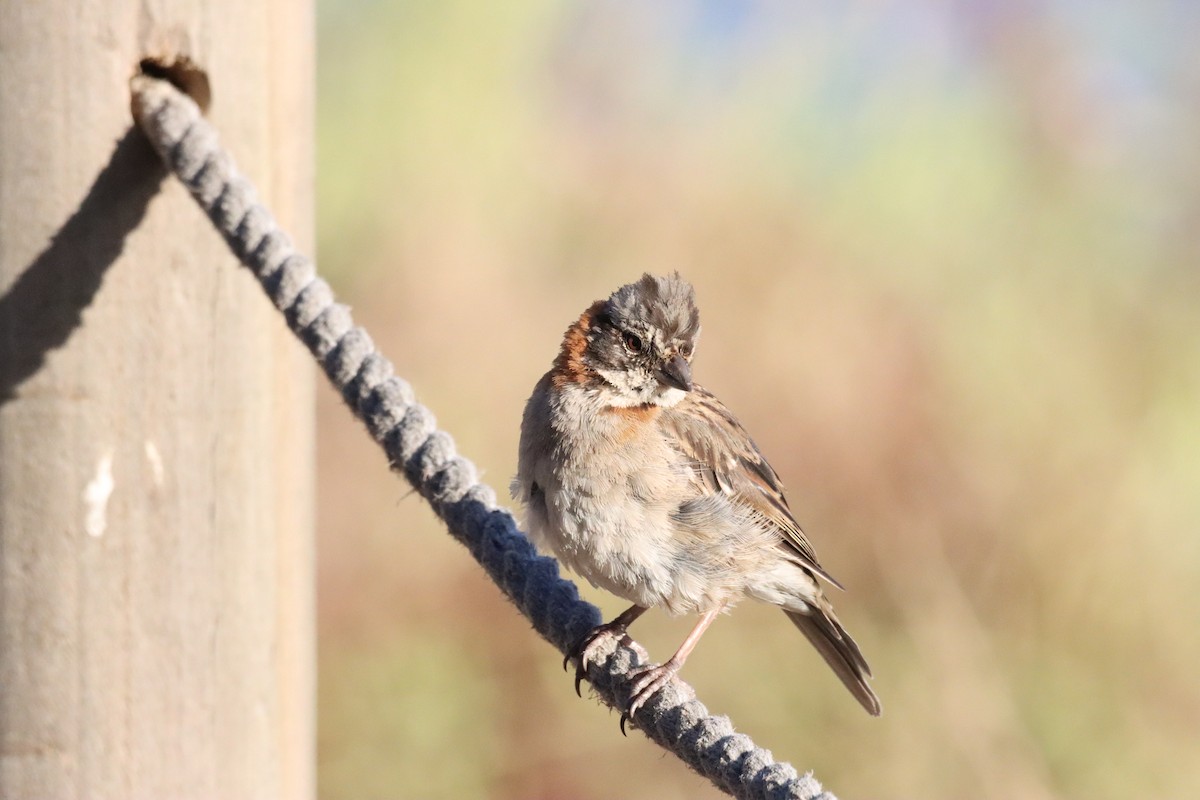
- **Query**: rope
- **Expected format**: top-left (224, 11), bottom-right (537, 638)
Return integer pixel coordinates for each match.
top-left (129, 73), bottom-right (838, 800)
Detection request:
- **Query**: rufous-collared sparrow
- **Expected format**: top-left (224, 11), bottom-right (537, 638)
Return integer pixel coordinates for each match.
top-left (512, 273), bottom-right (880, 725)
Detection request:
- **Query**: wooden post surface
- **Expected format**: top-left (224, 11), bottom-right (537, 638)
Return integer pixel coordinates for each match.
top-left (0, 2), bottom-right (315, 798)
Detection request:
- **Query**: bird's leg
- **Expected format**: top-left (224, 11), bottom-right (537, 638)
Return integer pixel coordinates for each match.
top-left (566, 604), bottom-right (648, 696)
top-left (621, 605), bottom-right (723, 734)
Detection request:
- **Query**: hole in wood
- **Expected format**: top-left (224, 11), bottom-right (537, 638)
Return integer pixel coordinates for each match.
top-left (138, 56), bottom-right (212, 113)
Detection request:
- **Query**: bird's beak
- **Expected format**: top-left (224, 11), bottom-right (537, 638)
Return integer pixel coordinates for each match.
top-left (657, 353), bottom-right (693, 392)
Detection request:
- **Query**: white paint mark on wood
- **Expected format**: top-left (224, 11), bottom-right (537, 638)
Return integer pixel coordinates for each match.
top-left (144, 440), bottom-right (164, 487)
top-left (83, 452), bottom-right (115, 538)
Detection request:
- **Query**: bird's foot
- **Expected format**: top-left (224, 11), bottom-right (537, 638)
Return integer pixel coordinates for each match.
top-left (619, 659), bottom-right (681, 735)
top-left (564, 621), bottom-right (631, 697)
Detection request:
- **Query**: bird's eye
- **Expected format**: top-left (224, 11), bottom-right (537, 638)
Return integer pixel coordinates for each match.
top-left (622, 331), bottom-right (644, 354)
top-left (679, 343), bottom-right (694, 358)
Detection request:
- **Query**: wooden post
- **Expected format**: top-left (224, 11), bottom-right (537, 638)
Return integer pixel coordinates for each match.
top-left (0, 2), bottom-right (314, 798)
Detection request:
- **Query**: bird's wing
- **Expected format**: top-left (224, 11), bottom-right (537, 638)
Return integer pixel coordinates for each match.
top-left (660, 386), bottom-right (844, 589)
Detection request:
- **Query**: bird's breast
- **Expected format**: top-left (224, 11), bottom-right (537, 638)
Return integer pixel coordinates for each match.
top-left (523, 389), bottom-right (737, 612)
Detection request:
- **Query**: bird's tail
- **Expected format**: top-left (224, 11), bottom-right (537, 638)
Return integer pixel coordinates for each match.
top-left (784, 607), bottom-right (881, 716)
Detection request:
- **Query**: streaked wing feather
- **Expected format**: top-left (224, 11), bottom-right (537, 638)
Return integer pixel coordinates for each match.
top-left (662, 386), bottom-right (843, 589)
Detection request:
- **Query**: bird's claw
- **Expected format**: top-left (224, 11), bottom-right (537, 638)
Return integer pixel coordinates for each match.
top-left (618, 661), bottom-right (679, 735)
top-left (563, 622), bottom-right (628, 698)
top-left (565, 617), bottom-right (679, 734)
top-left (561, 650), bottom-right (588, 697)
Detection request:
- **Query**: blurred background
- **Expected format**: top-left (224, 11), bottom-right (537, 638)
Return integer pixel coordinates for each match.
top-left (312, 2), bottom-right (1200, 798)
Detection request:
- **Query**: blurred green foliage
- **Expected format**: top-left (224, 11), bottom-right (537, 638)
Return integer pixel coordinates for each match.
top-left (314, 2), bottom-right (1200, 798)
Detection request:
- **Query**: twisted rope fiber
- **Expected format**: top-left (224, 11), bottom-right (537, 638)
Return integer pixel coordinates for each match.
top-left (129, 74), bottom-right (837, 800)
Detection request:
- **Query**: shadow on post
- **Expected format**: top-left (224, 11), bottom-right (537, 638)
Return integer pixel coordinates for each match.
top-left (0, 127), bottom-right (165, 403)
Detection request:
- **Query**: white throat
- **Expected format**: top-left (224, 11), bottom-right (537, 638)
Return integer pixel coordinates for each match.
top-left (595, 367), bottom-right (687, 408)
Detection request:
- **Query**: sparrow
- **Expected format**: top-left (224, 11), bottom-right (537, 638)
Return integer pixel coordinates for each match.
top-left (511, 273), bottom-right (880, 727)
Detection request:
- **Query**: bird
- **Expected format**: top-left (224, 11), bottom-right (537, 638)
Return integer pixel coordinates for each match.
top-left (511, 273), bottom-right (880, 728)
